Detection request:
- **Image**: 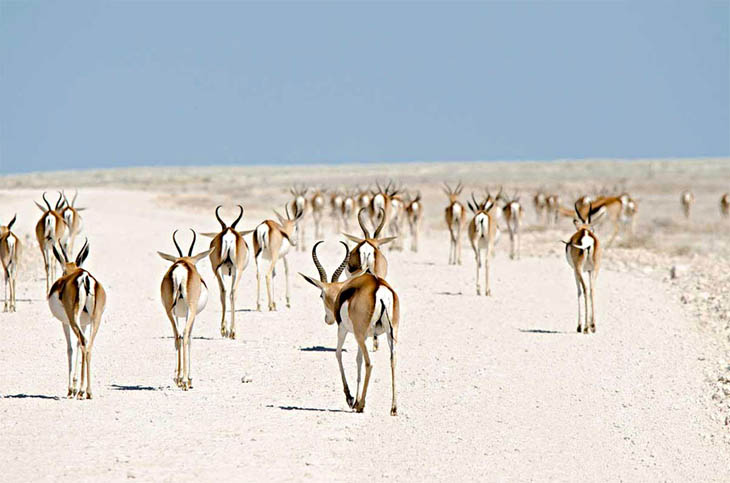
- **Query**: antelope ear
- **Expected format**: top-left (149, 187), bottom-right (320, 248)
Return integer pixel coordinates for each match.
top-left (273, 210), bottom-right (285, 224)
top-left (376, 236), bottom-right (397, 246)
top-left (75, 207), bottom-right (87, 212)
top-left (157, 251), bottom-right (179, 263)
top-left (199, 232), bottom-right (219, 238)
top-left (573, 218), bottom-right (581, 229)
top-left (75, 242), bottom-right (90, 267)
top-left (589, 206), bottom-right (607, 224)
top-left (35, 201), bottom-right (46, 211)
top-left (342, 233), bottom-right (363, 243)
top-left (191, 249), bottom-right (212, 264)
top-left (467, 201), bottom-right (475, 213)
top-left (299, 272), bottom-right (323, 289)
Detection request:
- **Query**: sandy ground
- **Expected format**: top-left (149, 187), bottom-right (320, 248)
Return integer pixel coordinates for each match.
top-left (1, 159), bottom-right (729, 481)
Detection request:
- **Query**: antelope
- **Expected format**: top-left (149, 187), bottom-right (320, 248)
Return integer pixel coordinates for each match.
top-left (299, 241), bottom-right (400, 415)
top-left (288, 186), bottom-right (309, 251)
top-left (159, 230), bottom-right (211, 390)
top-left (533, 190), bottom-right (548, 225)
top-left (388, 192), bottom-right (406, 251)
top-left (330, 190), bottom-right (344, 234)
top-left (619, 193), bottom-right (639, 236)
top-left (357, 188), bottom-right (372, 211)
top-left (310, 189), bottom-right (326, 238)
top-left (340, 191), bottom-right (356, 233)
top-left (369, 181), bottom-right (398, 239)
top-left (546, 194), bottom-right (561, 225)
top-left (35, 192), bottom-right (68, 293)
top-left (201, 206), bottom-right (249, 339)
top-left (721, 193), bottom-right (729, 218)
top-left (60, 190), bottom-right (85, 254)
top-left (680, 190), bottom-right (695, 219)
top-left (252, 205), bottom-right (302, 311)
top-left (1, 215), bottom-right (21, 312)
top-left (405, 192), bottom-right (423, 252)
top-left (503, 194), bottom-right (524, 259)
top-left (443, 182), bottom-right (466, 265)
top-left (564, 203), bottom-right (604, 334)
top-left (48, 240), bottom-right (106, 399)
top-left (577, 196), bottom-right (628, 247)
top-left (467, 193), bottom-right (497, 296)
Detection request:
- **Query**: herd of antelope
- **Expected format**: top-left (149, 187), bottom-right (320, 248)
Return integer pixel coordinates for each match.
top-left (0, 185), bottom-right (728, 413)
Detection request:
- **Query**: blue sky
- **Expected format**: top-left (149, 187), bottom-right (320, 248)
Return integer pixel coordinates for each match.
top-left (1, 1), bottom-right (728, 174)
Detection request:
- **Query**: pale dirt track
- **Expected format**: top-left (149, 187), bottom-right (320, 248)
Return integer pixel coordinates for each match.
top-left (0, 188), bottom-right (728, 481)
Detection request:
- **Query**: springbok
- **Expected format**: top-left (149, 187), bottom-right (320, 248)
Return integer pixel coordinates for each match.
top-left (369, 181), bottom-right (399, 239)
top-left (201, 206), bottom-right (249, 339)
top-left (443, 182), bottom-right (466, 265)
top-left (467, 193), bottom-right (497, 296)
top-left (48, 240), bottom-right (106, 399)
top-left (1, 215), bottom-right (21, 312)
top-left (533, 190), bottom-right (548, 225)
top-left (310, 189), bottom-right (326, 239)
top-left (159, 229), bottom-right (211, 390)
top-left (288, 186), bottom-right (309, 251)
top-left (546, 194), bottom-right (561, 225)
top-left (405, 192), bottom-right (423, 252)
top-left (340, 191), bottom-right (356, 233)
top-left (721, 193), bottom-right (729, 218)
top-left (503, 194), bottom-right (524, 259)
top-left (680, 190), bottom-right (695, 219)
top-left (357, 188), bottom-right (372, 211)
top-left (35, 192), bottom-right (68, 293)
top-left (330, 190), bottom-right (344, 234)
top-left (564, 203), bottom-right (604, 334)
top-left (299, 241), bottom-right (400, 415)
top-left (252, 205), bottom-right (302, 311)
top-left (60, 190), bottom-right (85, 254)
top-left (577, 196), bottom-right (628, 247)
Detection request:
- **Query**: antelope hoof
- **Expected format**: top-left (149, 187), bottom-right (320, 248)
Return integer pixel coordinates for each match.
top-left (485, 289), bottom-right (491, 296)
top-left (346, 394), bottom-right (355, 408)
top-left (86, 392), bottom-right (92, 400)
top-left (256, 304), bottom-right (262, 312)
top-left (390, 407), bottom-right (398, 416)
top-left (187, 379), bottom-right (193, 390)
top-left (76, 391), bottom-right (85, 400)
top-left (286, 299), bottom-right (291, 308)
top-left (221, 327), bottom-right (227, 337)
top-left (590, 325), bottom-right (596, 333)
top-left (576, 325), bottom-right (582, 333)
top-left (269, 302), bottom-right (277, 311)
top-left (229, 330), bottom-right (236, 340)
top-left (354, 401), bottom-right (365, 413)
top-left (67, 389), bottom-right (74, 398)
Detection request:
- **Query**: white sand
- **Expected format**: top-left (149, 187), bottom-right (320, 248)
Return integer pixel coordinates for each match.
top-left (0, 160), bottom-right (729, 481)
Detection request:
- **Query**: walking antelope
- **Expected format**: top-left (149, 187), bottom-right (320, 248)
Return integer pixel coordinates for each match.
top-left (357, 189), bottom-right (372, 211)
top-left (405, 192), bottom-right (423, 252)
top-left (721, 193), bottom-right (729, 218)
top-left (503, 194), bottom-right (524, 259)
top-left (159, 230), bottom-right (211, 390)
top-left (619, 193), bottom-right (639, 235)
top-left (546, 194), bottom-right (561, 225)
top-left (577, 196), bottom-right (629, 247)
top-left (252, 205), bottom-right (303, 311)
top-left (288, 186), bottom-right (309, 251)
top-left (1, 215), bottom-right (21, 312)
top-left (35, 192), bottom-right (68, 293)
top-left (310, 189), bottom-right (326, 239)
top-left (443, 182), bottom-right (466, 265)
top-left (564, 203), bottom-right (604, 334)
top-left (60, 190), bottom-right (85, 254)
top-left (680, 190), bottom-right (695, 219)
top-left (340, 191), bottom-right (356, 233)
top-left (467, 193), bottom-right (497, 296)
top-left (201, 206), bottom-right (249, 339)
top-left (330, 190), bottom-right (344, 234)
top-left (533, 190), bottom-right (548, 225)
top-left (48, 240), bottom-right (106, 399)
top-left (299, 241), bottom-right (400, 415)
top-left (369, 181), bottom-right (398, 239)
top-left (389, 192), bottom-right (406, 251)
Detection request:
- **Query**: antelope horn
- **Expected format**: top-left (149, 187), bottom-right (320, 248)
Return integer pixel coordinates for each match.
top-left (285, 203), bottom-right (291, 220)
top-left (72, 189), bottom-right (78, 207)
top-left (331, 241), bottom-right (349, 282)
top-left (172, 230), bottom-right (183, 257)
top-left (357, 208), bottom-right (371, 239)
top-left (231, 205), bottom-right (244, 229)
top-left (574, 201), bottom-right (584, 223)
top-left (373, 208), bottom-right (386, 238)
top-left (55, 191), bottom-right (64, 211)
top-left (188, 228), bottom-right (196, 256)
top-left (311, 241), bottom-right (327, 282)
top-left (42, 192), bottom-right (52, 211)
top-left (471, 192), bottom-right (479, 209)
top-left (215, 205), bottom-right (227, 229)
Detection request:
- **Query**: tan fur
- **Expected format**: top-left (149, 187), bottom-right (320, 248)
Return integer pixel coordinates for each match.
top-left (310, 190), bottom-right (326, 238)
top-left (503, 199), bottom-right (524, 260)
top-left (205, 206), bottom-right (249, 339)
top-left (546, 194), bottom-right (561, 225)
top-left (288, 186), bottom-right (309, 251)
top-left (680, 190), bottom-right (695, 219)
top-left (159, 230), bottom-right (211, 390)
top-left (252, 208), bottom-right (302, 311)
top-left (300, 242), bottom-right (400, 415)
top-left (467, 195), bottom-right (497, 296)
top-left (565, 204), bottom-right (603, 333)
top-left (34, 192), bottom-right (68, 293)
top-left (405, 193), bottom-right (423, 252)
top-left (578, 196), bottom-right (624, 247)
top-left (533, 190), bottom-right (548, 225)
top-left (721, 193), bottom-right (729, 218)
top-left (48, 241), bottom-right (106, 398)
top-left (443, 183), bottom-right (466, 265)
top-left (0, 216), bottom-right (21, 312)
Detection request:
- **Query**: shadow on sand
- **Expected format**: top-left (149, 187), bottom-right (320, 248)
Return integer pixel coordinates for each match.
top-left (273, 404), bottom-right (350, 414)
top-left (109, 384), bottom-right (161, 391)
top-left (518, 328), bottom-right (570, 334)
top-left (436, 291), bottom-right (463, 296)
top-left (299, 346), bottom-right (346, 353)
top-left (2, 393), bottom-right (61, 400)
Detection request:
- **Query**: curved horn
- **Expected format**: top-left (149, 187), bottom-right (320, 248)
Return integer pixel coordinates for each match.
top-left (42, 192), bottom-right (52, 211)
top-left (172, 230), bottom-right (183, 257)
top-left (311, 241), bottom-right (327, 282)
top-left (231, 205), bottom-right (244, 229)
top-left (574, 201), bottom-right (584, 223)
top-left (357, 208), bottom-right (371, 239)
top-left (285, 203), bottom-right (291, 220)
top-left (331, 241), bottom-right (349, 282)
top-left (188, 228), bottom-right (196, 256)
top-left (72, 189), bottom-right (78, 207)
top-left (215, 205), bottom-right (226, 229)
top-left (471, 192), bottom-right (479, 209)
top-left (55, 191), bottom-right (64, 211)
top-left (373, 208), bottom-right (386, 238)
